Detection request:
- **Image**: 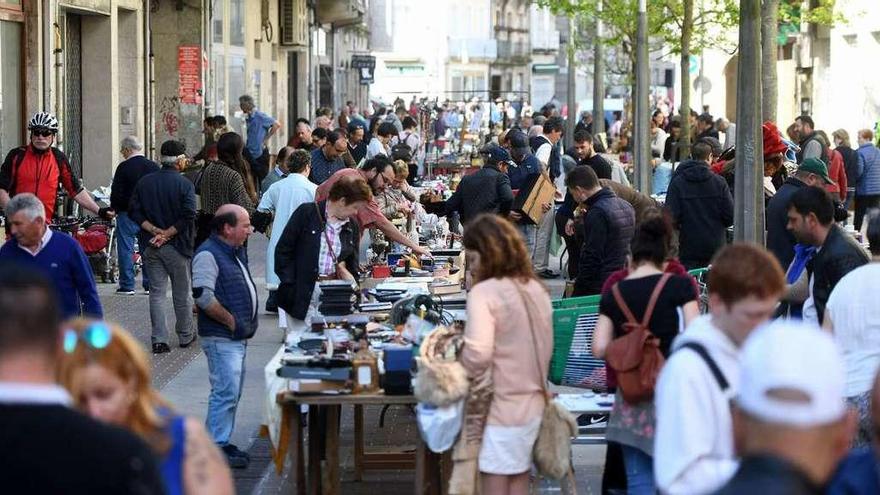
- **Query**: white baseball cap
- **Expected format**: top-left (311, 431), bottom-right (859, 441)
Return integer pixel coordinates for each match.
top-left (737, 320), bottom-right (846, 427)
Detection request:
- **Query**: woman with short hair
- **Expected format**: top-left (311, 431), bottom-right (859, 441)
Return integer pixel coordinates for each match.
top-left (274, 177), bottom-right (372, 326)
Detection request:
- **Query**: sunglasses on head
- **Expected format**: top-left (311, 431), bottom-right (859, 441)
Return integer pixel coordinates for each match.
top-left (63, 322), bottom-right (112, 354)
top-left (32, 129), bottom-right (55, 138)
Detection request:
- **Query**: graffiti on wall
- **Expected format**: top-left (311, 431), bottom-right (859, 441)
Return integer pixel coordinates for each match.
top-left (158, 96), bottom-right (179, 137)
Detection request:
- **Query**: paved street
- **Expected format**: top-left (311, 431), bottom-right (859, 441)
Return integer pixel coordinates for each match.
top-left (100, 234), bottom-right (605, 494)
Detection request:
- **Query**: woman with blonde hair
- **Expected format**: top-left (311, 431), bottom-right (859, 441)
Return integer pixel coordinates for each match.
top-left (459, 213), bottom-right (553, 495)
top-left (58, 319), bottom-right (234, 495)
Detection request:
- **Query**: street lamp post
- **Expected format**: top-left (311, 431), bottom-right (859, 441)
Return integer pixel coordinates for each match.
top-left (633, 0), bottom-right (651, 194)
top-left (734, 0), bottom-right (764, 242)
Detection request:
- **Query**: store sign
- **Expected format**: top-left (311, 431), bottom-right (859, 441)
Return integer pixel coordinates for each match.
top-left (178, 45), bottom-right (202, 105)
top-left (351, 54), bottom-right (375, 85)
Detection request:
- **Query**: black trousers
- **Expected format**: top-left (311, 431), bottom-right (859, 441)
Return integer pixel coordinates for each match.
top-left (854, 194), bottom-right (880, 231)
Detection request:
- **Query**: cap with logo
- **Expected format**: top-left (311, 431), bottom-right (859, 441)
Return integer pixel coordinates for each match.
top-left (797, 157), bottom-right (835, 185)
top-left (480, 143), bottom-right (513, 167)
top-left (737, 320), bottom-right (846, 428)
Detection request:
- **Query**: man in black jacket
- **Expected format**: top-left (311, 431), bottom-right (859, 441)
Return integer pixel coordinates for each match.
top-left (566, 166), bottom-right (634, 296)
top-left (111, 135), bottom-right (159, 295)
top-left (794, 115), bottom-right (828, 165)
top-left (665, 141), bottom-right (734, 269)
top-left (695, 113), bottom-right (720, 141)
top-left (432, 143), bottom-right (514, 226)
top-left (129, 140), bottom-right (198, 354)
top-left (0, 263), bottom-right (166, 494)
top-left (766, 158), bottom-right (831, 269)
top-left (787, 186), bottom-right (868, 325)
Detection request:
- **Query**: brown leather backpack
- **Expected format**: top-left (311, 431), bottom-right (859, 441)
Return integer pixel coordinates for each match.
top-left (604, 273), bottom-right (671, 405)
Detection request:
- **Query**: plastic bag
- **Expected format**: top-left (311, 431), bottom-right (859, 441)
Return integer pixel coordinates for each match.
top-left (416, 400), bottom-right (463, 453)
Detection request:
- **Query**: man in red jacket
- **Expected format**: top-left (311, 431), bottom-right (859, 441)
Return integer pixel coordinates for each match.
top-left (0, 112), bottom-right (111, 222)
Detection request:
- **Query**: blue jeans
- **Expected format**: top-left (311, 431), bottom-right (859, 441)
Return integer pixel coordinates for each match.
top-left (620, 444), bottom-right (655, 495)
top-left (116, 212), bottom-right (149, 291)
top-left (202, 337), bottom-right (247, 446)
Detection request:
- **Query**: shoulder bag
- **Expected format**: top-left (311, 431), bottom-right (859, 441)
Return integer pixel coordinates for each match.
top-left (515, 283), bottom-right (579, 483)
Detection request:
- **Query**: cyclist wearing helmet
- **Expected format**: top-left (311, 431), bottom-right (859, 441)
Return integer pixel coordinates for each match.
top-left (0, 112), bottom-right (113, 221)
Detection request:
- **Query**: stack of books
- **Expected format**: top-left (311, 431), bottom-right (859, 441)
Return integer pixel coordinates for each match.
top-left (318, 280), bottom-right (357, 316)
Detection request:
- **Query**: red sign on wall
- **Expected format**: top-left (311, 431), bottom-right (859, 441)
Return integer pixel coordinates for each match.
top-left (178, 45), bottom-right (202, 105)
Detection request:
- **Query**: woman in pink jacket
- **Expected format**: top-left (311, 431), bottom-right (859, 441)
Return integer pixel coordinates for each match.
top-left (460, 214), bottom-right (553, 495)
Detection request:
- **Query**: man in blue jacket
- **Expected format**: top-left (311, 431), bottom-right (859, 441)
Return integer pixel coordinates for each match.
top-left (854, 129), bottom-right (880, 231)
top-left (192, 203), bottom-right (257, 469)
top-left (0, 192), bottom-right (102, 318)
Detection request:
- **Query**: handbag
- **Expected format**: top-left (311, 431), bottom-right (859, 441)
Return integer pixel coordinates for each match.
top-left (515, 284), bottom-right (579, 483)
top-left (414, 325), bottom-right (469, 408)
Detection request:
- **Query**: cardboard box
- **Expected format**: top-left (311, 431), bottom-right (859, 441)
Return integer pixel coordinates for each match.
top-left (512, 173), bottom-right (556, 225)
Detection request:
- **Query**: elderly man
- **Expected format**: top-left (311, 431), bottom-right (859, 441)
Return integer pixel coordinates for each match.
top-left (192, 204), bottom-right (257, 469)
top-left (129, 140), bottom-right (197, 354)
top-left (0, 193), bottom-right (102, 319)
top-left (110, 135), bottom-right (159, 295)
top-left (239, 94), bottom-right (281, 186)
top-left (308, 130), bottom-right (347, 185)
top-left (257, 150), bottom-right (316, 319)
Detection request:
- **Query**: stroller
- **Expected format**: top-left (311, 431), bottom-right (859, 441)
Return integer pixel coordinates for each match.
top-left (50, 216), bottom-right (119, 283)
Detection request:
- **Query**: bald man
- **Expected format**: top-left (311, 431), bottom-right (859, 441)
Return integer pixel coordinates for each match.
top-left (191, 203), bottom-right (258, 468)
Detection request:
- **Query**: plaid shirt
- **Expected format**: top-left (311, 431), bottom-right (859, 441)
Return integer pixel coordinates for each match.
top-left (318, 219), bottom-right (347, 276)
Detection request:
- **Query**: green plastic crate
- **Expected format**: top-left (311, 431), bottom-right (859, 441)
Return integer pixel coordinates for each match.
top-left (551, 294), bottom-right (601, 310)
top-left (549, 304), bottom-right (600, 384)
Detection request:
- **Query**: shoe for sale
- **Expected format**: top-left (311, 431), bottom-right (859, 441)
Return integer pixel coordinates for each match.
top-left (152, 342), bottom-right (171, 354)
top-left (115, 288), bottom-right (135, 295)
top-left (179, 335), bottom-right (197, 348)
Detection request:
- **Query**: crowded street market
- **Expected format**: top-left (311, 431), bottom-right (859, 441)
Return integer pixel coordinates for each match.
top-left (3, 0), bottom-right (880, 494)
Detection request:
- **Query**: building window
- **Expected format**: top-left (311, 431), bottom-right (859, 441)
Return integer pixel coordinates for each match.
top-left (230, 0), bottom-right (244, 46)
top-left (0, 19), bottom-right (22, 151)
top-left (212, 0), bottom-right (224, 43)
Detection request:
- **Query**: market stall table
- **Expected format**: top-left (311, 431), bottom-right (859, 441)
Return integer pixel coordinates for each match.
top-left (274, 391), bottom-right (450, 495)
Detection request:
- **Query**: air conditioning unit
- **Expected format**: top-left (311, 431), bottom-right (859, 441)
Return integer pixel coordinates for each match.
top-left (280, 0), bottom-right (307, 47)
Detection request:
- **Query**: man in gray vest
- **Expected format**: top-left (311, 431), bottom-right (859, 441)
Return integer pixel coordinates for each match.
top-left (192, 203), bottom-right (258, 469)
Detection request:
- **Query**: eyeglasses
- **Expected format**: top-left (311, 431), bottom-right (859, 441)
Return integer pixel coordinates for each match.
top-left (63, 322), bottom-right (112, 354)
top-left (31, 130), bottom-right (55, 138)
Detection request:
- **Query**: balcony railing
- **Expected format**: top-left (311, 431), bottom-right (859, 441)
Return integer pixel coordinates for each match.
top-left (497, 40), bottom-right (530, 59)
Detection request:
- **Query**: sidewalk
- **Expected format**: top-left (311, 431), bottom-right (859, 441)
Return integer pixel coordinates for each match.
top-left (134, 235), bottom-right (604, 494)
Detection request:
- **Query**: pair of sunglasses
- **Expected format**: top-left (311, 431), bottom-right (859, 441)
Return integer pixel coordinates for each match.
top-left (63, 322), bottom-right (112, 354)
top-left (32, 130), bottom-right (55, 137)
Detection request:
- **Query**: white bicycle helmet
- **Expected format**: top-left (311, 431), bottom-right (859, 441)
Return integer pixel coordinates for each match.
top-left (27, 111), bottom-right (59, 132)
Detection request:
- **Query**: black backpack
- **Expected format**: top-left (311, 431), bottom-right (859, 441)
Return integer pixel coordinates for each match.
top-left (391, 133), bottom-right (413, 162)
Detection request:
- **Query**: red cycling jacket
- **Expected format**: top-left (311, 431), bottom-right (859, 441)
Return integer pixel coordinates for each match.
top-left (0, 145), bottom-right (83, 220)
